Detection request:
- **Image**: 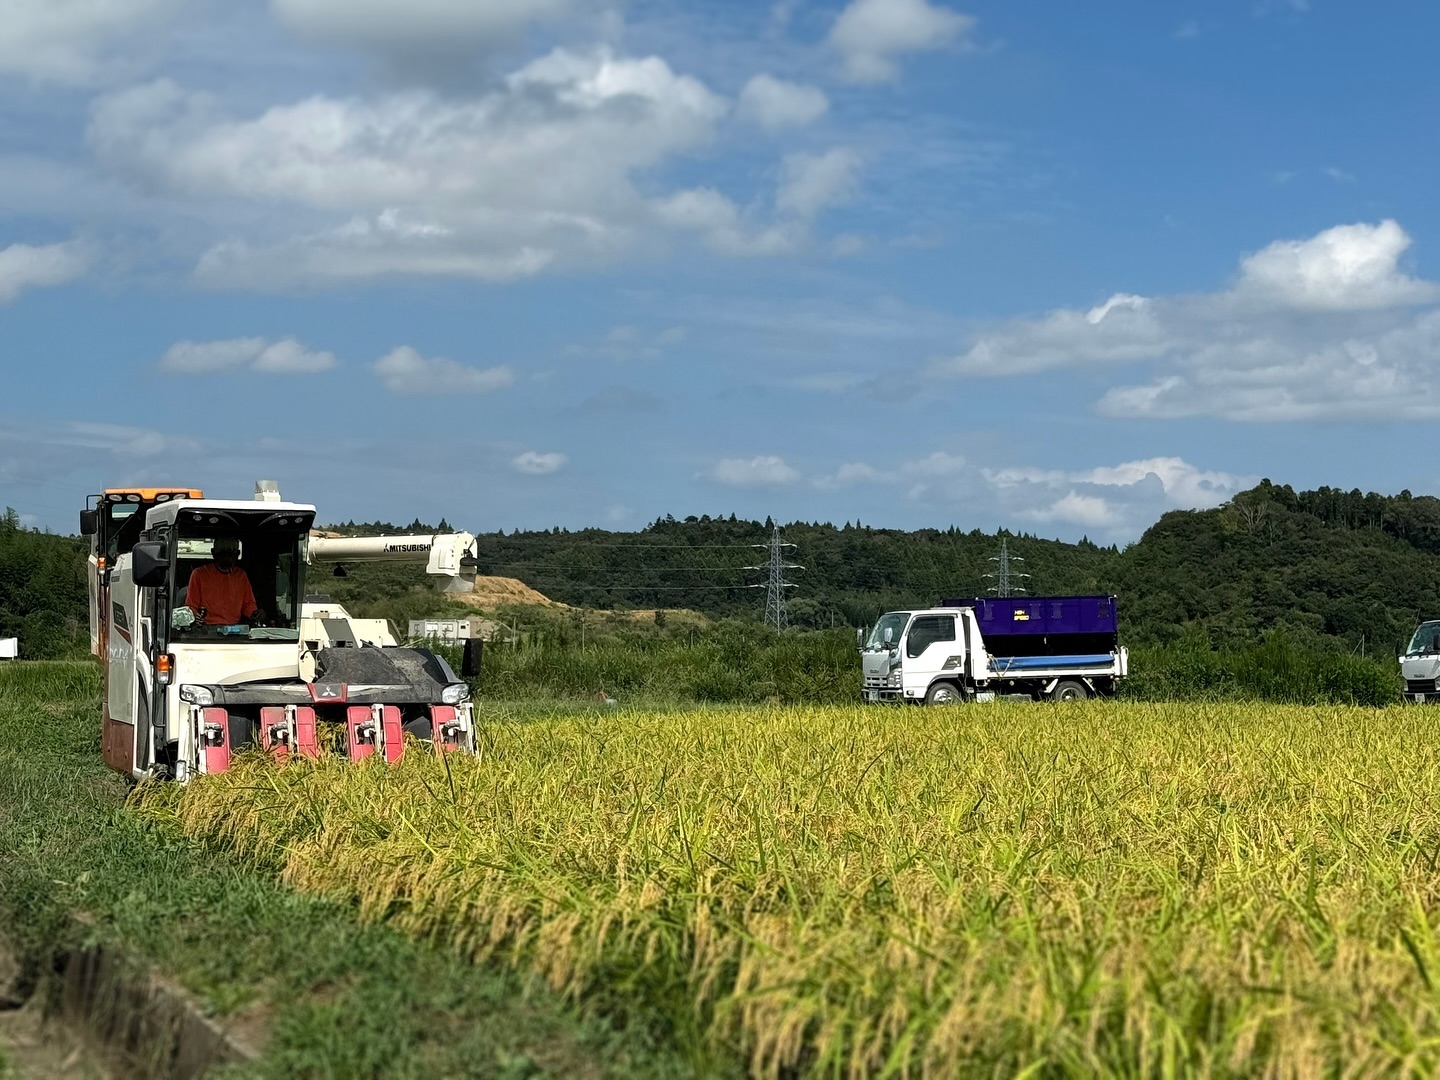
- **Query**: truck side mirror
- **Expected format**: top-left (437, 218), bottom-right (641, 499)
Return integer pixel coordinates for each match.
top-left (79, 509), bottom-right (98, 536)
top-left (883, 627), bottom-right (893, 645)
top-left (855, 627), bottom-right (864, 647)
top-left (131, 541), bottom-right (170, 588)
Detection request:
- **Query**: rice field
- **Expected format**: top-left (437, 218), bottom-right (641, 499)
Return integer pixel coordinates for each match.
top-left (137, 701), bottom-right (1440, 1077)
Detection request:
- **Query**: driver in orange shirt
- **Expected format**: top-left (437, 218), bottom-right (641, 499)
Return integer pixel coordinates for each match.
top-left (186, 537), bottom-right (266, 626)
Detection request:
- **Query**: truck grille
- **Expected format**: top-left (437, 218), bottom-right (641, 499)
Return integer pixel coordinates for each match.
top-left (863, 672), bottom-right (901, 689)
top-left (1407, 679), bottom-right (1438, 694)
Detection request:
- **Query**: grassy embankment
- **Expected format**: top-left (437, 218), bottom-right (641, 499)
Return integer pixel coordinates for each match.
top-left (460, 618), bottom-right (1400, 706)
top-left (141, 698), bottom-right (1440, 1077)
top-left (0, 662), bottom-right (705, 1079)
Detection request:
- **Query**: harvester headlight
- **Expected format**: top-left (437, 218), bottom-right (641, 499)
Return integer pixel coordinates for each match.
top-left (179, 684), bottom-right (215, 706)
top-left (441, 683), bottom-right (472, 705)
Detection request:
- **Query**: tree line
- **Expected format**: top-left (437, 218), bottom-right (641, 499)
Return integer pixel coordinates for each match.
top-left (2, 480), bottom-right (1438, 660)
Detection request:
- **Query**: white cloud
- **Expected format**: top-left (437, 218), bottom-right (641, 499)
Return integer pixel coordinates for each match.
top-left (1098, 313), bottom-right (1440, 421)
top-left (90, 50), bottom-right (732, 285)
top-left (938, 220), bottom-right (1440, 420)
top-left (511, 450), bottom-right (567, 475)
top-left (0, 240), bottom-right (90, 302)
top-left (1024, 492), bottom-right (1118, 529)
top-left (270, 0), bottom-right (587, 58)
top-left (159, 337), bottom-right (337, 375)
top-left (944, 291), bottom-right (1171, 376)
top-left (1234, 220), bottom-right (1435, 311)
top-left (811, 450), bottom-right (1247, 538)
top-left (0, 0), bottom-right (179, 85)
top-left (828, 0), bottom-right (975, 83)
top-left (654, 188), bottom-right (798, 257)
top-left (374, 346), bottom-right (515, 395)
top-left (986, 456), bottom-right (1250, 536)
top-left (708, 455), bottom-right (800, 487)
top-left (777, 148), bottom-right (862, 220)
top-left (813, 461), bottom-right (883, 490)
top-left (736, 74), bottom-right (828, 132)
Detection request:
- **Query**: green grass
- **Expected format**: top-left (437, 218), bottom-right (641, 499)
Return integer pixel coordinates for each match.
top-left (449, 624), bottom-right (1404, 708)
top-left (0, 661), bottom-right (713, 1079)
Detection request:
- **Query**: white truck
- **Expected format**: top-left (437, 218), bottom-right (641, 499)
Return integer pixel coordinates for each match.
top-left (1402, 620), bottom-right (1440, 703)
top-left (860, 595), bottom-right (1128, 704)
top-left (81, 483), bottom-right (480, 782)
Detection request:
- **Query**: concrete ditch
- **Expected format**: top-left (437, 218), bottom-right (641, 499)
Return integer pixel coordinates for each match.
top-left (2, 934), bottom-right (261, 1079)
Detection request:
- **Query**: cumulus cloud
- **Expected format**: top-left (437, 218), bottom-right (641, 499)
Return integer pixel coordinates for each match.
top-left (938, 220), bottom-right (1440, 421)
top-left (708, 455), bottom-right (800, 487)
top-left (985, 457), bottom-right (1250, 536)
top-left (828, 0), bottom-right (974, 83)
top-left (89, 50), bottom-right (732, 285)
top-left (812, 450), bottom-right (1246, 538)
top-left (736, 74), bottom-right (829, 131)
top-left (653, 188), bottom-right (797, 257)
top-left (1234, 219), bottom-right (1436, 311)
top-left (373, 346), bottom-right (515, 395)
top-left (0, 0), bottom-right (179, 85)
top-left (271, 0), bottom-right (587, 59)
top-left (777, 148), bottom-right (862, 220)
top-left (159, 337), bottom-right (336, 374)
top-left (0, 240), bottom-right (90, 302)
top-left (511, 450), bottom-right (567, 475)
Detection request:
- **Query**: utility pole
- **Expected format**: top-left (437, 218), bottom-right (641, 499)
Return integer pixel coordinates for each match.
top-left (747, 525), bottom-right (801, 630)
top-left (984, 537), bottom-right (1029, 598)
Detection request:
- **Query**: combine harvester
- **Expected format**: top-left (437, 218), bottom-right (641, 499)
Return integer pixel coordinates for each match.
top-left (81, 482), bottom-right (480, 782)
top-left (860, 595), bottom-right (1128, 703)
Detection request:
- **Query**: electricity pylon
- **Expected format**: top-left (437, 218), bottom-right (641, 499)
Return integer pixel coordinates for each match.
top-left (746, 525), bottom-right (801, 630)
top-left (984, 537), bottom-right (1029, 598)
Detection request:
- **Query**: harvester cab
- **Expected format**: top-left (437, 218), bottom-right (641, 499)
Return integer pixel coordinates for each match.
top-left (84, 482), bottom-right (479, 782)
top-left (81, 487), bottom-right (204, 659)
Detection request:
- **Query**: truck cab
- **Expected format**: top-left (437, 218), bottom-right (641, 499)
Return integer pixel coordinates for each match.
top-left (1402, 620), bottom-right (1440, 703)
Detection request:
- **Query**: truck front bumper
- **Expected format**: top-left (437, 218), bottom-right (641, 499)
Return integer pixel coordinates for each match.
top-left (863, 688), bottom-right (903, 702)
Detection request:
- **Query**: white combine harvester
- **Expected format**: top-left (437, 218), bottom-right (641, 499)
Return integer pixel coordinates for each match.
top-left (81, 482), bottom-right (480, 782)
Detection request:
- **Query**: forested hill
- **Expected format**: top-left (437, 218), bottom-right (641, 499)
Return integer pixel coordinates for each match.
top-left (452, 480), bottom-right (1440, 652)
top-left (0, 508), bottom-right (89, 658)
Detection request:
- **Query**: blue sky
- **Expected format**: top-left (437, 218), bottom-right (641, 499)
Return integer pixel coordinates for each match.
top-left (2, 0), bottom-right (1438, 541)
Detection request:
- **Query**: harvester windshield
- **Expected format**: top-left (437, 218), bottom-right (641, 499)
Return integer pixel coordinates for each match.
top-left (171, 526), bottom-right (306, 643)
top-left (1406, 621), bottom-right (1440, 657)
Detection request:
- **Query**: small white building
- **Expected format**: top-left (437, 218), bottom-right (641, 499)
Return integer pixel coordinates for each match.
top-left (407, 617), bottom-right (513, 644)
top-left (0, 638), bottom-right (17, 660)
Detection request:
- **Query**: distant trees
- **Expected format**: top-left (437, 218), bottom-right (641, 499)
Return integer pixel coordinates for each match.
top-left (0, 509), bottom-right (89, 659)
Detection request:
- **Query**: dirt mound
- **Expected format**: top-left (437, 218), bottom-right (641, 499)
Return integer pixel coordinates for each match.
top-left (453, 576), bottom-right (563, 609)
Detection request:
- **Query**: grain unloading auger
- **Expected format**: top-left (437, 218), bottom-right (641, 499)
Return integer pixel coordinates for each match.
top-left (81, 482), bottom-right (480, 782)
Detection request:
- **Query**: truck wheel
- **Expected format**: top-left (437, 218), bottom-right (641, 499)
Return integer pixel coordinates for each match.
top-left (925, 681), bottom-right (966, 705)
top-left (1051, 680), bottom-right (1088, 702)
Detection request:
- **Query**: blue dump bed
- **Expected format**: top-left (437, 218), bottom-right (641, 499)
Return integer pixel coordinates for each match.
top-left (941, 595), bottom-right (1119, 659)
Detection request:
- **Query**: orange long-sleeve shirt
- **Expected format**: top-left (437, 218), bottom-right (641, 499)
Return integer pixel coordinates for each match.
top-left (186, 564), bottom-right (258, 625)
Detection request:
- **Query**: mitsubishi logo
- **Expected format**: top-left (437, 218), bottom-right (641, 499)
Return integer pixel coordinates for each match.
top-left (308, 682), bottom-right (348, 704)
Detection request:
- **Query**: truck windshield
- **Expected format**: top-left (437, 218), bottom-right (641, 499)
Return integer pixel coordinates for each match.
top-left (866, 612), bottom-right (910, 649)
top-left (170, 529), bottom-right (305, 644)
top-left (1406, 621), bottom-right (1440, 656)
